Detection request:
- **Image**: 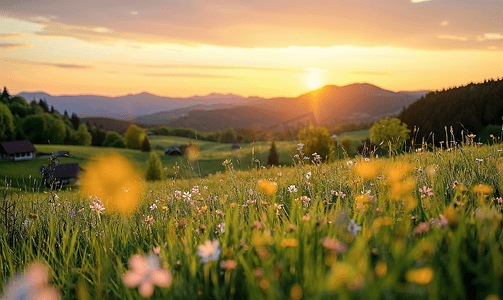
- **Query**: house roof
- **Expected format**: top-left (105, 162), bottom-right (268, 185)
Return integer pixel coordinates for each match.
top-left (53, 163), bottom-right (80, 179)
top-left (0, 140), bottom-right (37, 154)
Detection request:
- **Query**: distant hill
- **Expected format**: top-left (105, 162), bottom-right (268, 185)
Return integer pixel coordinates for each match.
top-left (16, 91), bottom-right (250, 120)
top-left (81, 117), bottom-right (154, 134)
top-left (155, 83), bottom-right (427, 131)
top-left (17, 83), bottom-right (427, 132)
top-left (134, 103), bottom-right (237, 125)
top-left (399, 79), bottom-right (503, 144)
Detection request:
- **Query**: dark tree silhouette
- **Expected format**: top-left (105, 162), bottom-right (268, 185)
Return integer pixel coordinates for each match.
top-left (268, 141), bottom-right (279, 166)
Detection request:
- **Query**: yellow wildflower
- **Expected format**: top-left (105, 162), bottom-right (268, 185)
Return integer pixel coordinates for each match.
top-left (80, 154), bottom-right (144, 214)
top-left (258, 180), bottom-right (277, 196)
top-left (472, 184), bottom-right (493, 195)
top-left (375, 262), bottom-right (387, 277)
top-left (405, 267), bottom-right (434, 285)
top-left (281, 238), bottom-right (298, 248)
top-left (355, 162), bottom-right (381, 180)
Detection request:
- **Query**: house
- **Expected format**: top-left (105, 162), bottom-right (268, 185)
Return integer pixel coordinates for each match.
top-left (0, 140), bottom-right (37, 161)
top-left (53, 163), bottom-right (81, 186)
top-left (41, 163), bottom-right (81, 187)
top-left (165, 145), bottom-right (182, 155)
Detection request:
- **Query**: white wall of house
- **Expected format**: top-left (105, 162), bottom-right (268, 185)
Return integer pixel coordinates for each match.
top-left (13, 152), bottom-right (35, 161)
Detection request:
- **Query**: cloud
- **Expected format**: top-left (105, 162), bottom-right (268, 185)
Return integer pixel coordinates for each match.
top-left (0, 43), bottom-right (33, 50)
top-left (137, 64), bottom-right (293, 72)
top-left (438, 35), bottom-right (468, 42)
top-left (304, 67), bottom-right (326, 73)
top-left (350, 71), bottom-right (392, 76)
top-left (144, 73), bottom-right (233, 78)
top-left (477, 33), bottom-right (503, 41)
top-left (29, 16), bottom-right (51, 23)
top-left (1, 1), bottom-right (502, 51)
top-left (6, 58), bottom-right (91, 69)
top-left (93, 27), bottom-right (112, 33)
top-left (0, 33), bottom-right (23, 39)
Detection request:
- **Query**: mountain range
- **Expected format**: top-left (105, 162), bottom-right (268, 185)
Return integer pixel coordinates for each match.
top-left (17, 83), bottom-right (428, 131)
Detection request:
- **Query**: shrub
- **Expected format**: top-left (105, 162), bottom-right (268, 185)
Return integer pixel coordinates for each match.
top-left (146, 152), bottom-right (164, 181)
top-left (75, 124), bottom-right (92, 146)
top-left (125, 124), bottom-right (145, 150)
top-left (298, 126), bottom-right (333, 161)
top-left (103, 131), bottom-right (125, 148)
top-left (219, 128), bottom-right (237, 143)
top-left (370, 117), bottom-right (411, 152)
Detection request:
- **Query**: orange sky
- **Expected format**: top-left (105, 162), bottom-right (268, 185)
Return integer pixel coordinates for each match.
top-left (1, 0), bottom-right (502, 98)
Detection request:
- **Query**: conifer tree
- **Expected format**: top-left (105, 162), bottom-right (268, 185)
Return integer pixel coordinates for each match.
top-left (141, 135), bottom-right (151, 152)
top-left (268, 141), bottom-right (279, 166)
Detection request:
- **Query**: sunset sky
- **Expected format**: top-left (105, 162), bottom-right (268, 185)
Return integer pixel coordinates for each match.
top-left (1, 0), bottom-right (502, 98)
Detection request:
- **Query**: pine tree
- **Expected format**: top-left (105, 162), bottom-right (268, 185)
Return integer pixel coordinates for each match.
top-left (141, 135), bottom-right (151, 152)
top-left (268, 141), bottom-right (279, 166)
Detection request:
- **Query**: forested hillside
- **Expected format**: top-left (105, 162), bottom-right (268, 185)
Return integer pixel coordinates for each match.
top-left (399, 79), bottom-right (503, 144)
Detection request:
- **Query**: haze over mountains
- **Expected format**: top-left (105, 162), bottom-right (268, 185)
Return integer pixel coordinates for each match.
top-left (17, 83), bottom-right (428, 131)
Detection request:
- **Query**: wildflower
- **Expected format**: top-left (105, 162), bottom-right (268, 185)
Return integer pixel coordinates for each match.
top-left (355, 162), bottom-right (381, 180)
top-left (249, 189), bottom-right (254, 196)
top-left (197, 240), bottom-right (221, 263)
top-left (182, 192), bottom-right (191, 201)
top-left (346, 160), bottom-right (354, 166)
top-left (452, 180), bottom-right (459, 189)
top-left (220, 260), bottom-right (237, 270)
top-left (288, 185), bottom-right (298, 193)
top-left (1, 262), bottom-right (60, 300)
top-left (253, 221), bottom-right (262, 230)
top-left (258, 180), bottom-right (277, 196)
top-left (418, 186), bottom-right (434, 198)
top-left (472, 184), bottom-right (493, 195)
top-left (327, 262), bottom-right (357, 290)
top-left (414, 222), bottom-right (430, 235)
top-left (297, 143), bottom-right (304, 151)
top-left (89, 199), bottom-right (105, 214)
top-left (496, 197), bottom-right (503, 205)
top-left (150, 204), bottom-right (157, 211)
top-left (290, 284), bottom-right (303, 300)
top-left (143, 216), bottom-right (154, 227)
top-left (347, 219), bottom-right (362, 236)
top-left (29, 213), bottom-right (39, 220)
top-left (80, 154), bottom-right (144, 214)
top-left (306, 172), bottom-right (311, 180)
top-left (123, 254), bottom-right (172, 298)
top-left (302, 213), bottom-right (311, 221)
top-left (281, 238), bottom-right (298, 248)
top-left (375, 262), bottom-right (387, 277)
top-left (405, 267), bottom-right (434, 285)
top-left (322, 237), bottom-right (347, 253)
top-left (162, 206), bottom-right (168, 210)
top-left (153, 246), bottom-right (161, 255)
top-left (222, 159), bottom-right (232, 166)
top-left (218, 222), bottom-right (226, 233)
top-left (277, 172), bottom-right (283, 177)
top-left (312, 152), bottom-right (322, 162)
top-left (475, 158), bottom-right (484, 162)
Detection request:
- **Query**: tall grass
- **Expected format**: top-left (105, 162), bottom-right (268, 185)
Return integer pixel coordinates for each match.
top-left (1, 142), bottom-right (502, 299)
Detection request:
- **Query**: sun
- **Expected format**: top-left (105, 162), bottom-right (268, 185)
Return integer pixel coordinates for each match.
top-left (307, 77), bottom-right (321, 89)
top-left (305, 71), bottom-right (323, 90)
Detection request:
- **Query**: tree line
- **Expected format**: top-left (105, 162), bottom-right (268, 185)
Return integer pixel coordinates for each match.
top-left (399, 78), bottom-right (503, 145)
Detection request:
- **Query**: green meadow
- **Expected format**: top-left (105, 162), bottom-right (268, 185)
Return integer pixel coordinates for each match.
top-left (0, 136), bottom-right (304, 191)
top-left (1, 140), bottom-right (502, 299)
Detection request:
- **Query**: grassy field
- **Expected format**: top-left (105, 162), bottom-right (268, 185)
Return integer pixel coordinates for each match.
top-left (0, 137), bottom-right (300, 191)
top-left (1, 141), bottom-right (502, 299)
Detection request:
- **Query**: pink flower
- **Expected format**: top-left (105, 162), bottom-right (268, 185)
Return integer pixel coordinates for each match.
top-left (419, 186), bottom-right (433, 198)
top-left (414, 222), bottom-right (430, 235)
top-left (123, 254), bottom-right (172, 298)
top-left (322, 237), bottom-right (347, 253)
top-left (1, 262), bottom-right (60, 300)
